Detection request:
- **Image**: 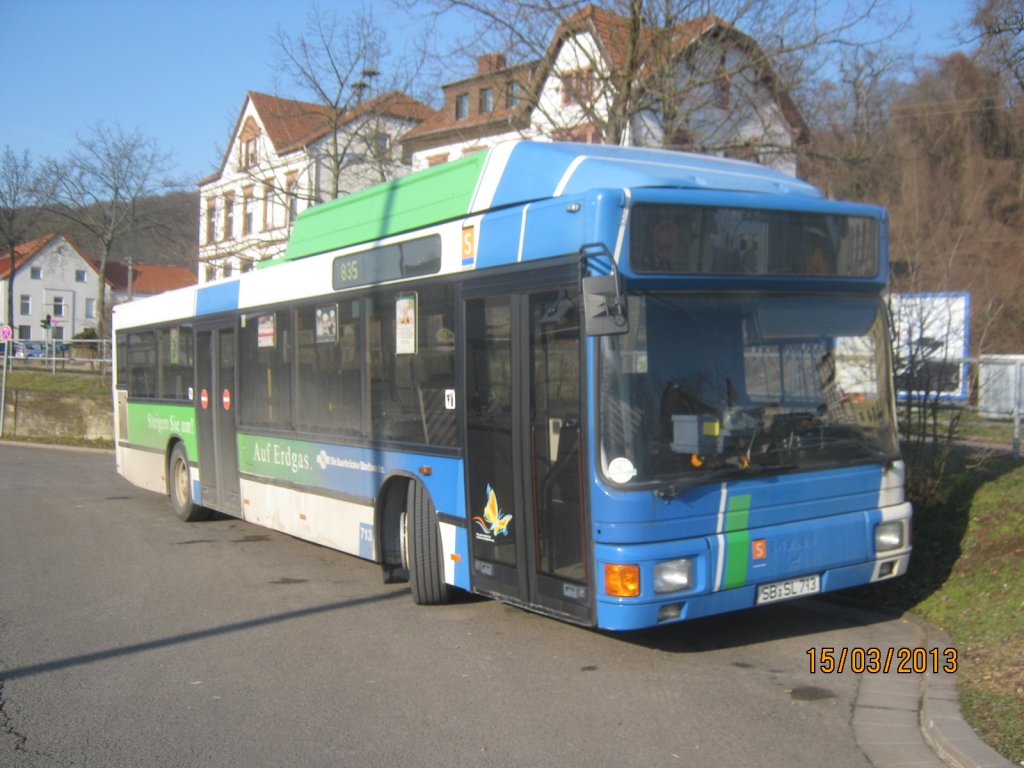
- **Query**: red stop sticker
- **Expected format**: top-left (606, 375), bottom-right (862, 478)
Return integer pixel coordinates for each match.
top-left (200, 389), bottom-right (209, 409)
top-left (222, 389), bottom-right (232, 410)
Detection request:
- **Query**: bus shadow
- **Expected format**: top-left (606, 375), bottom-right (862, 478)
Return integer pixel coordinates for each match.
top-left (608, 596), bottom-right (895, 654)
top-left (0, 588), bottom-right (411, 682)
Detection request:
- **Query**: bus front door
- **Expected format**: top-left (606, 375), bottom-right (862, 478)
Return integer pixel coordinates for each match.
top-left (195, 324), bottom-right (240, 515)
top-left (464, 285), bottom-right (591, 624)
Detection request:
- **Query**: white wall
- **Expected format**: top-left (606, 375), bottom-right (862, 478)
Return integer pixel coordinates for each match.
top-left (6, 238), bottom-right (105, 340)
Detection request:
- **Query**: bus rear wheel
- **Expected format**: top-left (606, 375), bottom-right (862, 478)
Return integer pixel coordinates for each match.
top-left (404, 482), bottom-right (451, 605)
top-left (168, 443), bottom-right (209, 522)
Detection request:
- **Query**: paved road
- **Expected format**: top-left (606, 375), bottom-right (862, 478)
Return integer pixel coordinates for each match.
top-left (0, 443), bottom-right (934, 768)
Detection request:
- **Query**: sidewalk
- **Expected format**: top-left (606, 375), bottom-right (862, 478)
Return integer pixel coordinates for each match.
top-left (812, 600), bottom-right (1015, 768)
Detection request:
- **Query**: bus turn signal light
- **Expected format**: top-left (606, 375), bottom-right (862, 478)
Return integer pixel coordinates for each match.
top-left (605, 564), bottom-right (640, 597)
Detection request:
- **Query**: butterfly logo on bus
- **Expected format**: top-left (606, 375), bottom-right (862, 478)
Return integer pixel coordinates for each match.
top-left (473, 484), bottom-right (512, 538)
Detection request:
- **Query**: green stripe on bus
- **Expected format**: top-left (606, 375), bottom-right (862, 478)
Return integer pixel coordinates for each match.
top-left (723, 494), bottom-right (752, 590)
top-left (125, 402), bottom-right (197, 458)
top-left (273, 151), bottom-right (491, 265)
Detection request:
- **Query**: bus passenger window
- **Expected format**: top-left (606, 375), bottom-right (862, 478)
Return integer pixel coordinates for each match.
top-left (239, 311), bottom-right (292, 429)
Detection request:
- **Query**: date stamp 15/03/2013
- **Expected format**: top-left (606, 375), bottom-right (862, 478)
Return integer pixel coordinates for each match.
top-left (806, 647), bottom-right (958, 674)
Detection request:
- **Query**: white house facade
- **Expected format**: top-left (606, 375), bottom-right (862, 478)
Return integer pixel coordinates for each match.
top-left (197, 91), bottom-right (435, 283)
top-left (0, 234), bottom-right (106, 341)
top-left (403, 6), bottom-right (807, 177)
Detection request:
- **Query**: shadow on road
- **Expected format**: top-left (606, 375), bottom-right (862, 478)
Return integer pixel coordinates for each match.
top-left (0, 588), bottom-right (410, 682)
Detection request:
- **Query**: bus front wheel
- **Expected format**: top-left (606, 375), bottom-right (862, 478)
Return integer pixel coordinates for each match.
top-left (168, 443), bottom-right (209, 522)
top-left (404, 482), bottom-right (451, 605)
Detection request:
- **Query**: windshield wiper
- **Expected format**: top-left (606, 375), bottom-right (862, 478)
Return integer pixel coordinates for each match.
top-left (778, 434), bottom-right (900, 467)
top-left (654, 463), bottom-right (797, 500)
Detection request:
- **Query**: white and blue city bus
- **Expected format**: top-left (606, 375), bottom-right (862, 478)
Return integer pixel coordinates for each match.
top-left (113, 141), bottom-right (911, 630)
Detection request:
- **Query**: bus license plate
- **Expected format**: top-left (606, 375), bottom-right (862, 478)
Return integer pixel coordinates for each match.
top-left (756, 575), bottom-right (821, 605)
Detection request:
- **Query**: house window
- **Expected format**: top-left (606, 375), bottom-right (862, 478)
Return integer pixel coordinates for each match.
top-left (375, 133), bottom-right (390, 155)
top-left (553, 124), bottom-right (600, 144)
top-left (242, 187), bottom-right (254, 235)
top-left (223, 193), bottom-right (234, 240)
top-left (86, 298), bottom-right (96, 319)
top-left (223, 262), bottom-right (233, 279)
top-left (455, 93), bottom-right (469, 120)
top-left (285, 174), bottom-right (299, 225)
top-left (30, 266), bottom-right (41, 280)
top-left (479, 87), bottom-right (494, 114)
top-left (17, 325), bottom-right (30, 340)
top-left (506, 80), bottom-right (521, 108)
top-left (206, 200), bottom-right (217, 243)
top-left (52, 296), bottom-right (65, 317)
top-left (263, 182), bottom-right (275, 230)
top-left (427, 152), bottom-right (450, 167)
top-left (716, 53), bottom-right (731, 108)
top-left (75, 269), bottom-right (86, 283)
top-left (19, 295), bottom-right (30, 315)
top-left (52, 326), bottom-right (65, 341)
top-left (205, 264), bottom-right (217, 282)
top-left (241, 138), bottom-right (258, 169)
top-left (562, 69), bottom-right (596, 106)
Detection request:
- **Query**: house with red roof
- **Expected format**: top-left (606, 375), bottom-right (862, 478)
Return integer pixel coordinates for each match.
top-left (105, 262), bottom-right (197, 302)
top-left (402, 5), bottom-right (808, 176)
top-left (197, 90), bottom-right (435, 282)
top-left (0, 234), bottom-right (106, 341)
top-left (1, 234), bottom-right (199, 341)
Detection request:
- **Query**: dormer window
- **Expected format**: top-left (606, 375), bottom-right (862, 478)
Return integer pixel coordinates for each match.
top-left (242, 138), bottom-right (259, 168)
top-left (238, 117), bottom-right (261, 169)
top-left (562, 69), bottom-right (596, 106)
top-left (455, 93), bottom-right (470, 120)
top-left (479, 87), bottom-right (494, 114)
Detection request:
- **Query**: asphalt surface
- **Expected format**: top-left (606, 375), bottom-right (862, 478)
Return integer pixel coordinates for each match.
top-left (0, 443), bottom-right (1010, 767)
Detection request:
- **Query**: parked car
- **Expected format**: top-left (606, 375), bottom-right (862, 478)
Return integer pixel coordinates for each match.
top-left (16, 341), bottom-right (46, 358)
top-left (2, 340), bottom-right (70, 358)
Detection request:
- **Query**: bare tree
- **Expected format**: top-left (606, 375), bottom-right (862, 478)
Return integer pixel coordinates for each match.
top-left (39, 124), bottom-right (175, 339)
top-left (271, 2), bottom-right (431, 204)
top-left (408, 0), bottom-right (905, 162)
top-left (800, 44), bottom-right (908, 200)
top-left (0, 146), bottom-right (40, 330)
top-left (972, 0), bottom-right (1024, 90)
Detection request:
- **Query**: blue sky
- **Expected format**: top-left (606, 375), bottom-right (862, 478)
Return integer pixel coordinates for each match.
top-left (2, 0), bottom-right (975, 185)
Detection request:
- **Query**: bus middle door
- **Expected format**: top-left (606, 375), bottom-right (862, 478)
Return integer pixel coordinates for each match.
top-left (195, 323), bottom-right (241, 515)
top-left (463, 283), bottom-right (591, 624)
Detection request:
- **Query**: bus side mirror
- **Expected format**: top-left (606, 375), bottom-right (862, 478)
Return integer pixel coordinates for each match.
top-left (582, 275), bottom-right (628, 336)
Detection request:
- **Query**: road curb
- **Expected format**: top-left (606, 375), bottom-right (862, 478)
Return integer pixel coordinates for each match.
top-left (811, 598), bottom-right (1014, 768)
top-left (910, 616), bottom-right (1015, 768)
top-left (0, 438), bottom-right (113, 455)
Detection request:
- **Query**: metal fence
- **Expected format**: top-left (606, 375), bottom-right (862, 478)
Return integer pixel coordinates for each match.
top-left (897, 355), bottom-right (1022, 459)
top-left (1, 338), bottom-right (112, 374)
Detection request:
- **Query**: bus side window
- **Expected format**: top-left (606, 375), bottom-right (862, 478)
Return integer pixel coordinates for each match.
top-left (239, 311), bottom-right (292, 429)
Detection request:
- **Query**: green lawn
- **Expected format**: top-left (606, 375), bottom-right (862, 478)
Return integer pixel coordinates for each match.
top-left (2, 368), bottom-right (111, 396)
top-left (860, 453), bottom-right (1024, 764)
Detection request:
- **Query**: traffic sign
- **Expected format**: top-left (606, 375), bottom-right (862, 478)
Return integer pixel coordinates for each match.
top-left (0, 325), bottom-right (12, 342)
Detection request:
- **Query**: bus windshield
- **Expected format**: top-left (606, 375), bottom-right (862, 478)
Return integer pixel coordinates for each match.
top-left (597, 293), bottom-right (898, 493)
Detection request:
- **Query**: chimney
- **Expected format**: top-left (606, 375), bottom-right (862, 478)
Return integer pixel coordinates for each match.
top-left (477, 53), bottom-right (507, 74)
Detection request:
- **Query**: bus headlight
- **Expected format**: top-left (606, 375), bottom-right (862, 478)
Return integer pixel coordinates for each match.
top-left (654, 558), bottom-right (694, 594)
top-left (875, 521), bottom-right (905, 552)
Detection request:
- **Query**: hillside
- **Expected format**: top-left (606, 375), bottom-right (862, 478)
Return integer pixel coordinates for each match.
top-left (24, 190), bottom-right (199, 272)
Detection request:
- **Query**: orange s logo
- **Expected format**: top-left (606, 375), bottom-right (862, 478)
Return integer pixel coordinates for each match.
top-left (461, 226), bottom-right (475, 262)
top-left (752, 539), bottom-right (767, 560)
